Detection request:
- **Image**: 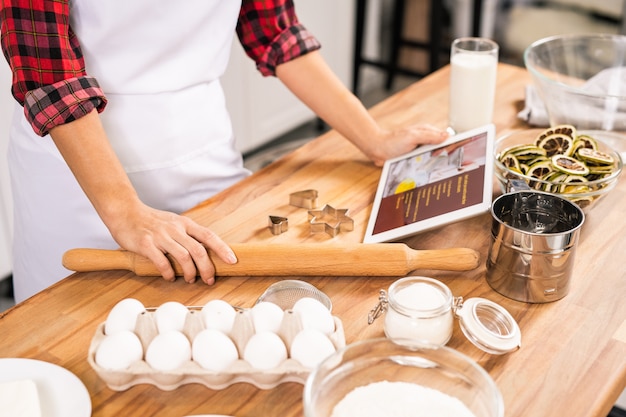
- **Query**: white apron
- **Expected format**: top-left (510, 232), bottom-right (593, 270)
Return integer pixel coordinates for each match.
top-left (8, 0), bottom-right (249, 302)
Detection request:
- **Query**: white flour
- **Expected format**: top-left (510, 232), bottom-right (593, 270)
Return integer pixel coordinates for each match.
top-left (330, 381), bottom-right (477, 417)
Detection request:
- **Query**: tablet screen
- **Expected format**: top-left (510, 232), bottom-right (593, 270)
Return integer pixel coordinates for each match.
top-left (363, 124), bottom-right (495, 243)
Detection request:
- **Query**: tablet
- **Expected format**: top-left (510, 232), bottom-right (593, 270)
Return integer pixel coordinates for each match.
top-left (363, 124), bottom-right (495, 243)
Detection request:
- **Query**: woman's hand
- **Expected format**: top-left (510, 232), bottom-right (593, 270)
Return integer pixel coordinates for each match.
top-left (276, 51), bottom-right (448, 167)
top-left (365, 124), bottom-right (448, 166)
top-left (50, 109), bottom-right (236, 285)
top-left (106, 202), bottom-right (237, 285)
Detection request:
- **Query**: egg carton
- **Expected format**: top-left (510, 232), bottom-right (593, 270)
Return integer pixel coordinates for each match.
top-left (88, 306), bottom-right (345, 391)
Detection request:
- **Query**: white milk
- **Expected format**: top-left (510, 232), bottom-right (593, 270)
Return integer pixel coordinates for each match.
top-left (449, 52), bottom-right (497, 133)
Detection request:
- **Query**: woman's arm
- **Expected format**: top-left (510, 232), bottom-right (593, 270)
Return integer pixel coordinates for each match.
top-left (236, 0), bottom-right (445, 165)
top-left (275, 50), bottom-right (448, 166)
top-left (50, 110), bottom-right (237, 285)
top-left (1, 1), bottom-right (106, 135)
top-left (2, 1), bottom-right (236, 285)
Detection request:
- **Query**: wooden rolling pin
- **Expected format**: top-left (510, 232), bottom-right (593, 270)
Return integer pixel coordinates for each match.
top-left (63, 243), bottom-right (480, 277)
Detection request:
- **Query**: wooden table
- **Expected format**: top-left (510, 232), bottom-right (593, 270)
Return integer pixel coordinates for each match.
top-left (1, 63), bottom-right (625, 417)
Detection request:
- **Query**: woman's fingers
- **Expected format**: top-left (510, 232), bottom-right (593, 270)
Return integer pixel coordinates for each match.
top-left (160, 238), bottom-right (203, 284)
top-left (188, 224), bottom-right (237, 284)
top-left (369, 124), bottom-right (449, 166)
top-left (159, 218), bottom-right (238, 285)
top-left (110, 206), bottom-right (236, 285)
top-left (135, 237), bottom-right (177, 282)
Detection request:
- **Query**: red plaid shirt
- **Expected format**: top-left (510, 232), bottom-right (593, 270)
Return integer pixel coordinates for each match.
top-left (0, 0), bottom-right (320, 136)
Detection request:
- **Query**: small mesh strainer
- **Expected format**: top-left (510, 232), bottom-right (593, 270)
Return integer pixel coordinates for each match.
top-left (255, 280), bottom-right (332, 312)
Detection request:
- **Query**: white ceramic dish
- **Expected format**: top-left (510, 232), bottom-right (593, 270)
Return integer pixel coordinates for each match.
top-left (0, 358), bottom-right (91, 417)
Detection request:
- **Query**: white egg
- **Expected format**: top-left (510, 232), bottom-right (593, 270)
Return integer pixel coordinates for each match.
top-left (155, 301), bottom-right (189, 333)
top-left (251, 302), bottom-right (284, 333)
top-left (201, 300), bottom-right (236, 334)
top-left (243, 332), bottom-right (287, 370)
top-left (290, 329), bottom-right (337, 368)
top-left (95, 330), bottom-right (143, 370)
top-left (104, 298), bottom-right (146, 335)
top-left (145, 331), bottom-right (191, 371)
top-left (292, 297), bottom-right (335, 335)
top-left (192, 329), bottom-right (239, 372)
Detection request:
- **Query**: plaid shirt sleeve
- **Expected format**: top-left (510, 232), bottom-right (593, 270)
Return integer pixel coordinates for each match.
top-left (1, 0), bottom-right (107, 136)
top-left (237, 0), bottom-right (321, 77)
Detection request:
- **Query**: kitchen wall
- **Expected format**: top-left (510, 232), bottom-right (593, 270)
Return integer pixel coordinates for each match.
top-left (223, 0), bottom-right (367, 153)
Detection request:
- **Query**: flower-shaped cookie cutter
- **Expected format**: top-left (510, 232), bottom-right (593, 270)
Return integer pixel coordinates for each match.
top-left (307, 204), bottom-right (354, 237)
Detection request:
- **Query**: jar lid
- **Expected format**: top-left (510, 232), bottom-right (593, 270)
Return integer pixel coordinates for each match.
top-left (455, 297), bottom-right (521, 354)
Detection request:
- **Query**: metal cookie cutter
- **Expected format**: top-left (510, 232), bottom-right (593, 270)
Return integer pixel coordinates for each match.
top-left (289, 189), bottom-right (319, 209)
top-left (308, 204), bottom-right (354, 237)
top-left (268, 215), bottom-right (288, 235)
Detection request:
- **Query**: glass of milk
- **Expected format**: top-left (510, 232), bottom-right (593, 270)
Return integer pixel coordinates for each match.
top-left (448, 37), bottom-right (499, 134)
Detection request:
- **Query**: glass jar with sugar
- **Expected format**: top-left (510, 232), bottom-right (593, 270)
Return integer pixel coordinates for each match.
top-left (368, 276), bottom-right (521, 355)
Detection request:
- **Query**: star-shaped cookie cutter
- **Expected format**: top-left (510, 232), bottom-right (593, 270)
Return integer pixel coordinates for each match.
top-left (268, 215), bottom-right (288, 235)
top-left (307, 204), bottom-right (354, 237)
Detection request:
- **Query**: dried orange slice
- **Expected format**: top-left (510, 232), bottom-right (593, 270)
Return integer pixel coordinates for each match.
top-left (535, 124), bottom-right (577, 145)
top-left (538, 133), bottom-right (574, 157)
top-left (562, 184), bottom-right (591, 194)
top-left (562, 174), bottom-right (588, 184)
top-left (512, 146), bottom-right (546, 160)
top-left (544, 171), bottom-right (568, 182)
top-left (570, 196), bottom-right (594, 209)
top-left (500, 144), bottom-right (546, 160)
top-left (551, 154), bottom-right (589, 176)
top-left (577, 148), bottom-right (615, 166)
top-left (499, 153), bottom-right (523, 173)
top-left (557, 174), bottom-right (588, 193)
top-left (587, 166), bottom-right (615, 176)
top-left (572, 135), bottom-right (598, 151)
top-left (520, 163), bottom-right (530, 175)
top-left (526, 160), bottom-right (553, 179)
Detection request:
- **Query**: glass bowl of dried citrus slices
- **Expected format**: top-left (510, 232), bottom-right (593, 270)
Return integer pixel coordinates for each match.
top-left (494, 125), bottom-right (623, 211)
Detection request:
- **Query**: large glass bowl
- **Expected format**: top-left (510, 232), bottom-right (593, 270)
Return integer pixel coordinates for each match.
top-left (303, 338), bottom-right (503, 417)
top-left (524, 34), bottom-right (626, 131)
top-left (494, 129), bottom-right (623, 212)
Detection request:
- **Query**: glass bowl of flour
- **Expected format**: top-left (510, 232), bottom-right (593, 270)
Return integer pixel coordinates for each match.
top-left (303, 338), bottom-right (503, 417)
